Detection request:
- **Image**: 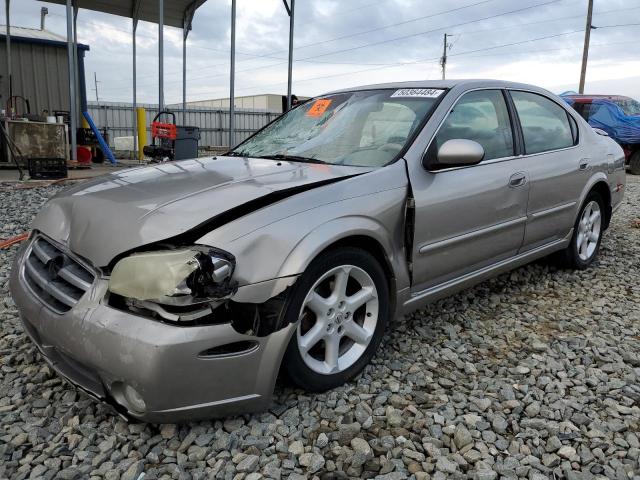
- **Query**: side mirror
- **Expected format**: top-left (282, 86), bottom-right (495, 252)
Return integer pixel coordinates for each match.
top-left (423, 139), bottom-right (485, 170)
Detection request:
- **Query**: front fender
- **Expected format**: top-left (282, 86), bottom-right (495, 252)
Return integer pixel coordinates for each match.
top-left (196, 161), bottom-right (411, 303)
top-left (214, 186), bottom-right (410, 304)
top-left (276, 214), bottom-right (402, 280)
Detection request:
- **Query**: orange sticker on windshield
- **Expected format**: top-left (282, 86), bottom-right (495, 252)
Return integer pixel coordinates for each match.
top-left (306, 99), bottom-right (332, 117)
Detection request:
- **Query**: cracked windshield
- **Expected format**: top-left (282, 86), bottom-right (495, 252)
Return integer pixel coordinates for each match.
top-left (232, 88), bottom-right (443, 167)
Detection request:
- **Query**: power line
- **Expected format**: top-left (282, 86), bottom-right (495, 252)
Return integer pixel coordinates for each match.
top-left (202, 28), bottom-right (585, 97)
top-left (167, 1), bottom-right (640, 84)
top-left (77, 1), bottom-right (493, 86)
top-left (169, 33), bottom-right (635, 101)
top-left (161, 0), bottom-right (500, 77)
top-left (103, 0), bottom-right (557, 87)
top-left (459, 39), bottom-right (639, 59)
top-left (89, 0), bottom-right (639, 90)
top-left (446, 4), bottom-right (640, 37)
top-left (82, 0), bottom-right (640, 100)
top-left (253, 0), bottom-right (497, 57)
top-left (292, 0), bottom-right (563, 62)
top-left (595, 23), bottom-right (640, 28)
top-left (152, 0), bottom-right (565, 87)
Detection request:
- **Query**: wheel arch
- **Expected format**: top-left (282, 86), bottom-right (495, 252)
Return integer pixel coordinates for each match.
top-left (314, 234), bottom-right (397, 314)
top-left (577, 174), bottom-right (612, 230)
top-left (276, 217), bottom-right (409, 313)
top-left (588, 180), bottom-right (612, 230)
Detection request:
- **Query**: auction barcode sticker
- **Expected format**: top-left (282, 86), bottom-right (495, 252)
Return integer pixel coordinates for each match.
top-left (391, 88), bottom-right (444, 98)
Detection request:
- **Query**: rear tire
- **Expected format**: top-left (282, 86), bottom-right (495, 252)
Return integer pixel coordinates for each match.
top-left (629, 151), bottom-right (640, 175)
top-left (556, 191), bottom-right (605, 270)
top-left (282, 248), bottom-right (390, 391)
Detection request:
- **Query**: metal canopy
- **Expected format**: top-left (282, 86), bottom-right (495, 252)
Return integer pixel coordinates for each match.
top-left (33, 0), bottom-right (208, 163)
top-left (39, 0), bottom-right (206, 28)
top-left (24, 0), bottom-right (294, 160)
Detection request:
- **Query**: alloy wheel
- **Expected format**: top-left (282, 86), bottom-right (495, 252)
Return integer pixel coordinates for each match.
top-left (297, 265), bottom-right (379, 375)
top-left (576, 200), bottom-right (602, 261)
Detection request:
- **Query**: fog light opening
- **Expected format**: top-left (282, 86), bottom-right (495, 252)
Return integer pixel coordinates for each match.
top-left (123, 385), bottom-right (146, 413)
top-left (112, 382), bottom-right (147, 414)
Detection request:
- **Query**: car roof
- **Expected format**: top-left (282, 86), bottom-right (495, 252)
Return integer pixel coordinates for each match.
top-left (326, 79), bottom-right (551, 95)
top-left (564, 94), bottom-right (633, 102)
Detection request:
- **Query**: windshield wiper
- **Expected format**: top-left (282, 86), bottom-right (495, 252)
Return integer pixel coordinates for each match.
top-left (226, 150), bottom-right (248, 157)
top-left (257, 154), bottom-right (329, 164)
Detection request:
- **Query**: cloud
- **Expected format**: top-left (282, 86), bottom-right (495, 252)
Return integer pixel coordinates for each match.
top-left (5, 0), bottom-right (640, 103)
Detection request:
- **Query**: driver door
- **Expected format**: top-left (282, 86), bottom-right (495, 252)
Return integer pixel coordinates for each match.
top-left (409, 89), bottom-right (530, 293)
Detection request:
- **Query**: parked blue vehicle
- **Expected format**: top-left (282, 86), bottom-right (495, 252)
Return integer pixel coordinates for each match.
top-left (562, 93), bottom-right (640, 174)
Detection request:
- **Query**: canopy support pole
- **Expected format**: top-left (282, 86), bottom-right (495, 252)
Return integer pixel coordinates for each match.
top-left (182, 32), bottom-right (187, 125)
top-left (132, 17), bottom-right (138, 159)
top-left (284, 0), bottom-right (295, 110)
top-left (65, 0), bottom-right (77, 160)
top-left (158, 0), bottom-right (164, 112)
top-left (229, 0), bottom-right (236, 147)
top-left (182, 6), bottom-right (195, 126)
top-left (5, 0), bottom-right (11, 106)
top-left (73, 1), bottom-right (79, 122)
top-left (132, 0), bottom-right (141, 160)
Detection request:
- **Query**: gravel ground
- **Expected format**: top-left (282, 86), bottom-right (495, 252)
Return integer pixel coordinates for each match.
top-left (1, 176), bottom-right (639, 480)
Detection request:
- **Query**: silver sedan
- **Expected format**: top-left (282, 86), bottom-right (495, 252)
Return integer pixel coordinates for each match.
top-left (10, 80), bottom-right (626, 421)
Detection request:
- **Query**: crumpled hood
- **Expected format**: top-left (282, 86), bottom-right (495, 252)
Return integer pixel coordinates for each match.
top-left (33, 156), bottom-right (368, 267)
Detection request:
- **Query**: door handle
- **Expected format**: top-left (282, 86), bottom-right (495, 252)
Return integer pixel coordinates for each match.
top-left (579, 159), bottom-right (589, 170)
top-left (509, 172), bottom-right (527, 188)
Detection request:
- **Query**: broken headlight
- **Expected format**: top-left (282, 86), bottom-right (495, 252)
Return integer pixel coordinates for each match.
top-left (108, 248), bottom-right (236, 322)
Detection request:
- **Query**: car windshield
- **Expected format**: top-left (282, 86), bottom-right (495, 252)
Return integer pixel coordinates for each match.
top-left (231, 88), bottom-right (444, 167)
top-left (614, 98), bottom-right (640, 116)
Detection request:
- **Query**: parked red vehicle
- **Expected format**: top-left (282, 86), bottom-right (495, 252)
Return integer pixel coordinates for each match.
top-left (562, 94), bottom-right (640, 174)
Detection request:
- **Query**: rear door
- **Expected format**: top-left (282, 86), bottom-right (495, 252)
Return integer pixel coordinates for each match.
top-left (408, 89), bottom-right (531, 293)
top-left (508, 90), bottom-right (584, 251)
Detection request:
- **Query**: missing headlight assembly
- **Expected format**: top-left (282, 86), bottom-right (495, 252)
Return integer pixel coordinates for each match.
top-left (107, 247), bottom-right (237, 323)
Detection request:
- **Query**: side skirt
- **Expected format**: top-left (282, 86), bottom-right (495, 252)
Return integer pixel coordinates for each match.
top-left (400, 231), bottom-right (572, 315)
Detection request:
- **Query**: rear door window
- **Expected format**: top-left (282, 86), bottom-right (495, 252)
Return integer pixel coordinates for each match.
top-left (511, 91), bottom-right (575, 154)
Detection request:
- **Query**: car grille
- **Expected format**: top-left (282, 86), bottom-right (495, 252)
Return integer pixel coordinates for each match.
top-left (23, 236), bottom-right (96, 313)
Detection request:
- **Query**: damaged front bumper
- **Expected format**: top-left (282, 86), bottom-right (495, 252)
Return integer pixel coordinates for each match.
top-left (9, 243), bottom-right (296, 422)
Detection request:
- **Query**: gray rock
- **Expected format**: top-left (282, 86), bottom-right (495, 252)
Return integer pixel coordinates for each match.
top-left (436, 457), bottom-right (457, 474)
top-left (491, 417), bottom-right (508, 434)
top-left (288, 440), bottom-right (304, 456)
top-left (316, 433), bottom-right (329, 448)
top-left (299, 452), bottom-right (325, 473)
top-left (121, 461), bottom-right (145, 480)
top-left (454, 423), bottom-right (473, 449)
top-left (557, 446), bottom-right (577, 460)
top-left (237, 455), bottom-right (260, 473)
top-left (351, 437), bottom-right (374, 467)
top-left (2, 178), bottom-right (640, 480)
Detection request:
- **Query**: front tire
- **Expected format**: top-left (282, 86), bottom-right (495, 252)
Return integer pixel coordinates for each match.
top-left (558, 192), bottom-right (605, 269)
top-left (282, 248), bottom-right (390, 391)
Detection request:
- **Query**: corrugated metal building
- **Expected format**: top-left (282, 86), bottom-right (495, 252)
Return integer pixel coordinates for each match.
top-left (88, 101), bottom-right (280, 147)
top-left (0, 25), bottom-right (88, 116)
top-left (175, 93), bottom-right (310, 114)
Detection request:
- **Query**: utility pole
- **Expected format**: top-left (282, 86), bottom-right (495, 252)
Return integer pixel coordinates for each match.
top-left (93, 72), bottom-right (102, 128)
top-left (578, 0), bottom-right (594, 94)
top-left (93, 72), bottom-right (100, 104)
top-left (440, 33), bottom-right (449, 80)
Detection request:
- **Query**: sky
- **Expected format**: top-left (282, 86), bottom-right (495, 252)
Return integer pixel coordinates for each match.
top-left (4, 0), bottom-right (640, 104)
